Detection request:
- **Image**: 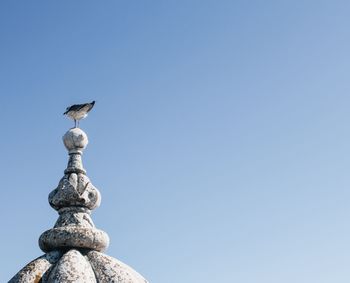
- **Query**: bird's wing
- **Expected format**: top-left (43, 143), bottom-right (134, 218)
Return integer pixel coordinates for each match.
top-left (64, 101), bottom-right (95, 115)
top-left (64, 103), bottom-right (88, 114)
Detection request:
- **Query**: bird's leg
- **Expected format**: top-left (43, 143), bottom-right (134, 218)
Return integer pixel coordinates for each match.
top-left (74, 120), bottom-right (77, 128)
top-left (77, 120), bottom-right (80, 128)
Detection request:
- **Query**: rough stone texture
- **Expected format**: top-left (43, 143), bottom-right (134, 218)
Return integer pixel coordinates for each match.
top-left (9, 128), bottom-right (148, 283)
top-left (49, 173), bottom-right (101, 211)
top-left (87, 251), bottom-right (148, 283)
top-left (39, 226), bottom-right (109, 252)
top-left (54, 207), bottom-right (95, 228)
top-left (9, 251), bottom-right (62, 283)
top-left (46, 250), bottom-right (96, 283)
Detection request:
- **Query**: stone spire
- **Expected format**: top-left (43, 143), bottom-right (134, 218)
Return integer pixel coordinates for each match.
top-left (9, 128), bottom-right (148, 283)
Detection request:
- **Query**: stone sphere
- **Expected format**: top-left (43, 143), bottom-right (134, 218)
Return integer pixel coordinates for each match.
top-left (63, 128), bottom-right (88, 153)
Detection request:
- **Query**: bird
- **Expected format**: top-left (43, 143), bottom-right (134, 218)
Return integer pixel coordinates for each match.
top-left (64, 101), bottom-right (95, 128)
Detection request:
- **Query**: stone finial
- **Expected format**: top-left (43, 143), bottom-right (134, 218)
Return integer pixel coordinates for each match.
top-left (63, 128), bottom-right (88, 174)
top-left (10, 126), bottom-right (148, 283)
top-left (63, 128), bottom-right (88, 154)
top-left (39, 128), bottom-right (109, 253)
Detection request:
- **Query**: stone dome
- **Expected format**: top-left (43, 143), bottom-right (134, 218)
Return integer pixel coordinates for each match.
top-left (9, 128), bottom-right (148, 283)
top-left (10, 250), bottom-right (147, 282)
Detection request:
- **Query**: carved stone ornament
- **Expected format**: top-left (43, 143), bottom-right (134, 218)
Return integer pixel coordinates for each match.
top-left (9, 128), bottom-right (148, 283)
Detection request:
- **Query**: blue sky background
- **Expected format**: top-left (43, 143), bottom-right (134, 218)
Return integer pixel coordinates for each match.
top-left (1, 1), bottom-right (350, 282)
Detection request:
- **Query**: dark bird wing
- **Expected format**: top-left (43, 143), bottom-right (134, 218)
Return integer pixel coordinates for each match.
top-left (64, 101), bottom-right (95, 115)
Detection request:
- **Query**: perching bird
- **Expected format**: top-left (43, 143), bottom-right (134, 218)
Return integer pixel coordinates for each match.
top-left (64, 101), bottom-right (95, 128)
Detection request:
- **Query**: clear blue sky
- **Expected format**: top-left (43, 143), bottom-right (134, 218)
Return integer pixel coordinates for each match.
top-left (1, 1), bottom-right (350, 282)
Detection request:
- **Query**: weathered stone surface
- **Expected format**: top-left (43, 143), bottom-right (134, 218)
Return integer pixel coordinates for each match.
top-left (46, 249), bottom-right (96, 283)
top-left (54, 207), bottom-right (95, 228)
top-left (49, 173), bottom-right (101, 211)
top-left (39, 226), bottom-right (109, 252)
top-left (10, 128), bottom-right (148, 282)
top-left (63, 128), bottom-right (88, 174)
top-left (9, 251), bottom-right (62, 283)
top-left (63, 128), bottom-right (88, 154)
top-left (87, 251), bottom-right (148, 283)
top-left (39, 128), bottom-right (108, 254)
